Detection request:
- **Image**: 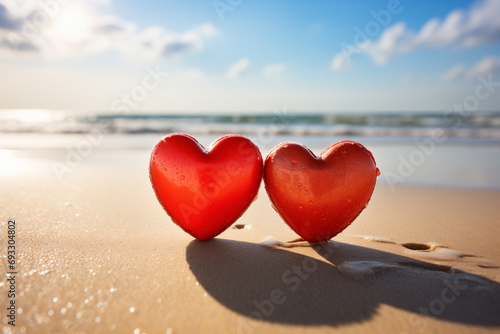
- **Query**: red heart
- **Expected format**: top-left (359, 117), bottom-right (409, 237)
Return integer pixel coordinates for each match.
top-left (264, 140), bottom-right (379, 242)
top-left (149, 133), bottom-right (263, 241)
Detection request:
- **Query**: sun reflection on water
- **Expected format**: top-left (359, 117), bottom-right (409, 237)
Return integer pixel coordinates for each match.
top-left (0, 109), bottom-right (59, 123)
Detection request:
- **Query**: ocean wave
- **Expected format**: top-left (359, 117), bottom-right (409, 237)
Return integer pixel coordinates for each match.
top-left (1, 110), bottom-right (500, 139)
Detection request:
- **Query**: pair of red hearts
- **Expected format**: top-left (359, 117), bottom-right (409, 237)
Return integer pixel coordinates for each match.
top-left (149, 133), bottom-right (379, 242)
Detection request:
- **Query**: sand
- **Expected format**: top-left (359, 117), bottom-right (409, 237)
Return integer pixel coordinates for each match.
top-left (1, 150), bottom-right (500, 334)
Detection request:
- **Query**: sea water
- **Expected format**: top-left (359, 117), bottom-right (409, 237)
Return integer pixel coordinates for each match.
top-left (1, 109), bottom-right (500, 189)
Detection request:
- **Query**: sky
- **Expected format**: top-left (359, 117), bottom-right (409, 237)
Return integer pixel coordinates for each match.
top-left (0, 0), bottom-right (499, 113)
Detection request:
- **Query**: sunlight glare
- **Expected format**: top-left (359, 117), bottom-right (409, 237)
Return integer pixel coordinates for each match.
top-left (12, 110), bottom-right (55, 123)
top-left (51, 6), bottom-right (88, 41)
top-left (0, 150), bottom-right (26, 177)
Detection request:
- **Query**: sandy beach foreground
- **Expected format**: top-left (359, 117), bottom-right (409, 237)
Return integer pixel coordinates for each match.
top-left (1, 150), bottom-right (500, 334)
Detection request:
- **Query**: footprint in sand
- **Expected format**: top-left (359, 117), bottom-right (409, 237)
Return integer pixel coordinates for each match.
top-left (354, 235), bottom-right (500, 269)
top-left (257, 236), bottom-right (499, 287)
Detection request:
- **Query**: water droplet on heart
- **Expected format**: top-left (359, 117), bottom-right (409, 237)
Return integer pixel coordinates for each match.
top-left (291, 160), bottom-right (297, 164)
top-left (347, 197), bottom-right (352, 203)
top-left (342, 150), bottom-right (347, 154)
top-left (298, 183), bottom-right (302, 187)
top-left (376, 168), bottom-right (381, 176)
top-left (298, 205), bottom-right (303, 209)
top-left (282, 172), bottom-right (291, 183)
top-left (349, 163), bottom-right (355, 169)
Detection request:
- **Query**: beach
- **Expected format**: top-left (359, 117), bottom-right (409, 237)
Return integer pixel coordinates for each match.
top-left (2, 0), bottom-right (500, 332)
top-left (1, 142), bottom-right (500, 334)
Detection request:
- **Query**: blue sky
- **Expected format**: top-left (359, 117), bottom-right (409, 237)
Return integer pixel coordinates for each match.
top-left (0, 0), bottom-right (499, 112)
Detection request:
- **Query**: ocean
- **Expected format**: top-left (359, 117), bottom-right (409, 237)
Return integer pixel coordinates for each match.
top-left (1, 109), bottom-right (500, 189)
top-left (1, 110), bottom-right (500, 140)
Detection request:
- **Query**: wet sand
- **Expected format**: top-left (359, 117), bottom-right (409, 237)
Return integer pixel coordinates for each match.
top-left (1, 150), bottom-right (500, 334)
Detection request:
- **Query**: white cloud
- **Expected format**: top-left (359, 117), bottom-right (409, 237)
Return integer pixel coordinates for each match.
top-left (225, 58), bottom-right (249, 79)
top-left (0, 0), bottom-right (217, 60)
top-left (441, 64), bottom-right (466, 82)
top-left (466, 56), bottom-right (500, 78)
top-left (262, 63), bottom-right (285, 79)
top-left (331, 0), bottom-right (500, 70)
top-left (330, 52), bottom-right (353, 71)
top-left (440, 57), bottom-right (500, 82)
top-left (441, 56), bottom-right (500, 82)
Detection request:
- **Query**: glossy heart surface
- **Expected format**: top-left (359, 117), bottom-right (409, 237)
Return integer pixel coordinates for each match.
top-left (150, 133), bottom-right (263, 241)
top-left (264, 140), bottom-right (379, 242)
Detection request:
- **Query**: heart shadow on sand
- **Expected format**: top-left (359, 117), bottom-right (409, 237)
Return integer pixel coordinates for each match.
top-left (186, 239), bottom-right (500, 328)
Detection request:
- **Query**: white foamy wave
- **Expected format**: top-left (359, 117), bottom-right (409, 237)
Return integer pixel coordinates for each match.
top-left (1, 110), bottom-right (500, 140)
